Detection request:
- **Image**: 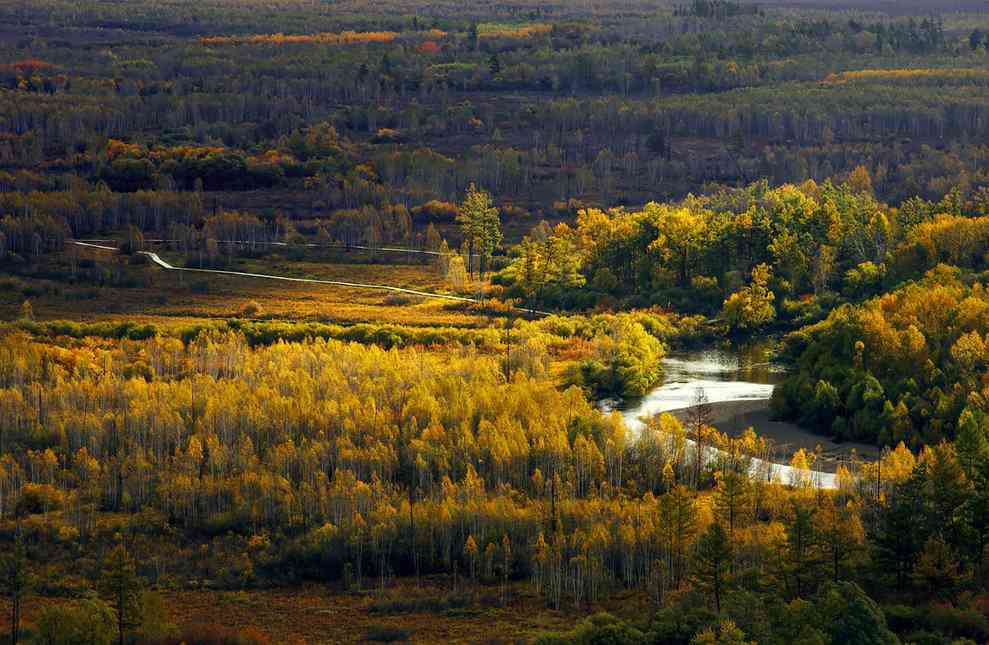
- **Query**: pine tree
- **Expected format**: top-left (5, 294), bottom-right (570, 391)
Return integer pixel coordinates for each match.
top-left (714, 471), bottom-right (750, 538)
top-left (98, 544), bottom-right (144, 645)
top-left (1, 531), bottom-right (34, 645)
top-left (457, 183), bottom-right (501, 279)
top-left (694, 522), bottom-right (733, 613)
top-left (659, 485), bottom-right (697, 589)
top-left (784, 502), bottom-right (820, 598)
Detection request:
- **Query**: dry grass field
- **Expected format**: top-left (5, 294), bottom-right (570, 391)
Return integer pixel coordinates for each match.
top-left (0, 245), bottom-right (502, 328)
top-left (0, 581), bottom-right (613, 644)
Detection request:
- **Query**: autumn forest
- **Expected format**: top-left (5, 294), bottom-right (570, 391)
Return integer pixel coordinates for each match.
top-left (1, 0), bottom-right (989, 643)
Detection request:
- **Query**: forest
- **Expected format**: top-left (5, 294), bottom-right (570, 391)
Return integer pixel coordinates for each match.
top-left (1, 0), bottom-right (989, 643)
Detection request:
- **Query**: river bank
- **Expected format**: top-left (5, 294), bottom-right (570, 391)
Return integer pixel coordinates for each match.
top-left (667, 399), bottom-right (880, 472)
top-left (610, 345), bottom-right (879, 478)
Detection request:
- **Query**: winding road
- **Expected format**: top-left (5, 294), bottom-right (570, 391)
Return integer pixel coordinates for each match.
top-left (71, 240), bottom-right (550, 315)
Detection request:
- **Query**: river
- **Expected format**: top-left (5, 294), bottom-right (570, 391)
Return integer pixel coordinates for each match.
top-left (606, 344), bottom-right (876, 489)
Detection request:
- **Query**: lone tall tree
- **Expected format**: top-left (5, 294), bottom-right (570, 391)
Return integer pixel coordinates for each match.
top-left (458, 183), bottom-right (501, 279)
top-left (687, 387), bottom-right (712, 488)
top-left (99, 544), bottom-right (143, 645)
top-left (1, 531), bottom-right (34, 645)
top-left (694, 521), bottom-right (733, 613)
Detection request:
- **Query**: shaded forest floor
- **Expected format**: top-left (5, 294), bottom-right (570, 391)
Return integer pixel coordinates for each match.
top-left (0, 579), bottom-right (617, 644)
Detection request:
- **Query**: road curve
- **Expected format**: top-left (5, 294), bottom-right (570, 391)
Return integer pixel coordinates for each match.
top-left (72, 241), bottom-right (551, 316)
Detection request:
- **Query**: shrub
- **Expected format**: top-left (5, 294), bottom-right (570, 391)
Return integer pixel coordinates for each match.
top-left (36, 595), bottom-right (116, 645)
top-left (147, 624), bottom-right (272, 645)
top-left (411, 200), bottom-right (459, 223)
top-left (15, 482), bottom-right (65, 515)
top-left (368, 592), bottom-right (480, 614)
top-left (927, 604), bottom-right (989, 642)
top-left (365, 625), bottom-right (412, 642)
top-left (240, 300), bottom-right (263, 317)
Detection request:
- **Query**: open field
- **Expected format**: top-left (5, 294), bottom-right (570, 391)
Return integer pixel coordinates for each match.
top-left (0, 245), bottom-right (502, 328)
top-left (0, 582), bottom-right (590, 644)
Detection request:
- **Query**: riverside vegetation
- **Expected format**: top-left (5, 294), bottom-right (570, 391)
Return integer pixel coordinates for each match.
top-left (1, 0), bottom-right (989, 643)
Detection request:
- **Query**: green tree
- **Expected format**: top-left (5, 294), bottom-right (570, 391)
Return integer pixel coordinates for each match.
top-left (694, 522), bottom-right (733, 613)
top-left (784, 502), bottom-right (820, 598)
top-left (815, 582), bottom-right (899, 645)
top-left (458, 183), bottom-right (501, 279)
top-left (98, 544), bottom-right (144, 645)
top-left (36, 594), bottom-right (116, 645)
top-left (1, 531), bottom-right (34, 645)
top-left (872, 471), bottom-right (925, 589)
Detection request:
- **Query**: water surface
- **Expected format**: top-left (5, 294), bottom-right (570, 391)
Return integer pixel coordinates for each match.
top-left (606, 344), bottom-right (841, 489)
top-left (617, 345), bottom-right (781, 433)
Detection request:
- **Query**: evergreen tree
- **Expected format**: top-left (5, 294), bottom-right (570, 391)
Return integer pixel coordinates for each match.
top-left (98, 544), bottom-right (144, 645)
top-left (1, 531), bottom-right (34, 645)
top-left (693, 522), bottom-right (733, 613)
top-left (714, 471), bottom-right (750, 539)
top-left (457, 183), bottom-right (501, 279)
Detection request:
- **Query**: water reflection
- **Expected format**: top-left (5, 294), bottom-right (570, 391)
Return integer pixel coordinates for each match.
top-left (617, 342), bottom-right (783, 434)
top-left (601, 341), bottom-right (840, 489)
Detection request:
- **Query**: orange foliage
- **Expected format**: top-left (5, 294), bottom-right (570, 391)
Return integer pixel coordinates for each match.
top-left (0, 59), bottom-right (56, 76)
top-left (106, 139), bottom-right (145, 161)
top-left (417, 40), bottom-right (440, 54)
top-left (200, 31), bottom-right (398, 46)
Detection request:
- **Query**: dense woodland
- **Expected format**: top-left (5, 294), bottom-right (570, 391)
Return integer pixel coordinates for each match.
top-left (2, 0), bottom-right (989, 643)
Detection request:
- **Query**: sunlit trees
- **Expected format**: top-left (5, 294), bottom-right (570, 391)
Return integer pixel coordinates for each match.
top-left (572, 316), bottom-right (666, 397)
top-left (721, 264), bottom-right (775, 333)
top-left (648, 204), bottom-right (709, 287)
top-left (457, 183), bottom-right (501, 279)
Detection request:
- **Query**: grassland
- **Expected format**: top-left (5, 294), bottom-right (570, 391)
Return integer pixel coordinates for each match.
top-left (0, 245), bottom-right (502, 328)
top-left (0, 581), bottom-right (599, 644)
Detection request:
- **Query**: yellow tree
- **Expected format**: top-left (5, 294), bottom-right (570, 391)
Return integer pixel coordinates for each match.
top-left (464, 535), bottom-right (479, 583)
top-left (647, 204), bottom-right (708, 286)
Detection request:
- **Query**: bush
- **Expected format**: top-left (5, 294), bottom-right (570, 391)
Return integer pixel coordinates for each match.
top-left (411, 200), bottom-right (459, 224)
top-left (147, 624), bottom-right (271, 645)
top-left (500, 203), bottom-right (528, 218)
top-left (883, 604), bottom-right (921, 634)
top-left (368, 592), bottom-right (481, 615)
top-left (365, 625), bottom-right (412, 642)
top-left (36, 595), bottom-right (116, 645)
top-left (382, 293), bottom-right (423, 306)
top-left (927, 604), bottom-right (989, 642)
top-left (239, 300), bottom-right (262, 317)
top-left (15, 483), bottom-right (65, 515)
